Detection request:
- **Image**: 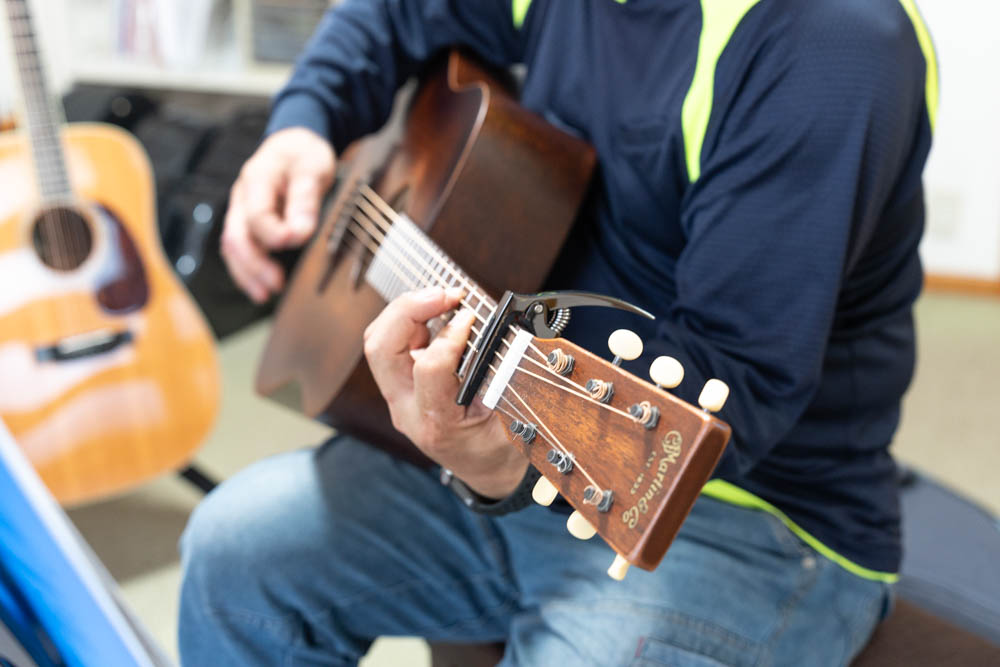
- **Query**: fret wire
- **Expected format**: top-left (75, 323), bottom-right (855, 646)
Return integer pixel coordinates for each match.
top-left (346, 215), bottom-right (626, 487)
top-left (352, 191), bottom-right (646, 436)
top-left (354, 198), bottom-right (492, 314)
top-left (357, 185), bottom-right (497, 309)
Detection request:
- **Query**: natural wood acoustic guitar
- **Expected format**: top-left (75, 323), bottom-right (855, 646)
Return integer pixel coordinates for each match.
top-left (257, 51), bottom-right (732, 579)
top-left (0, 0), bottom-right (220, 505)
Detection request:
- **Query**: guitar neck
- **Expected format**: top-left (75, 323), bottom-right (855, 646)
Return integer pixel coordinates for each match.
top-left (355, 185), bottom-right (498, 327)
top-left (347, 183), bottom-right (522, 399)
top-left (4, 0), bottom-right (72, 201)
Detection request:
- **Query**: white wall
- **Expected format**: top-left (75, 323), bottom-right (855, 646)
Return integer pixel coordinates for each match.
top-left (918, 1), bottom-right (1000, 281)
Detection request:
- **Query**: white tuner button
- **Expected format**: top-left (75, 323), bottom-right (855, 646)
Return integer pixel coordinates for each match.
top-left (608, 329), bottom-right (643, 364)
top-left (649, 356), bottom-right (684, 389)
top-left (532, 476), bottom-right (559, 506)
top-left (566, 510), bottom-right (598, 540)
top-left (698, 379), bottom-right (730, 413)
top-left (607, 554), bottom-right (631, 581)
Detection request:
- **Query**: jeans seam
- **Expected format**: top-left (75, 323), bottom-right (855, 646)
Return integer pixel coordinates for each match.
top-left (838, 582), bottom-right (889, 665)
top-left (543, 599), bottom-right (760, 653)
top-left (761, 553), bottom-right (822, 667)
top-left (203, 605), bottom-right (296, 641)
top-left (283, 571), bottom-right (515, 652)
top-left (478, 513), bottom-right (514, 576)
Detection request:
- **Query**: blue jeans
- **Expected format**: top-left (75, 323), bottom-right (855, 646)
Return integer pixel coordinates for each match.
top-left (178, 436), bottom-right (891, 666)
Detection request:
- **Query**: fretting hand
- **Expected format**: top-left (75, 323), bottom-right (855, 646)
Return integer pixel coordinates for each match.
top-left (363, 287), bottom-right (528, 499)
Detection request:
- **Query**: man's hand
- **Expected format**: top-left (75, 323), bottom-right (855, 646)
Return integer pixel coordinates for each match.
top-left (221, 127), bottom-right (336, 303)
top-left (364, 287), bottom-right (529, 499)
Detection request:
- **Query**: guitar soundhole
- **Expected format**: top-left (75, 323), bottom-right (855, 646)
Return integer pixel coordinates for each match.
top-left (32, 206), bottom-right (93, 271)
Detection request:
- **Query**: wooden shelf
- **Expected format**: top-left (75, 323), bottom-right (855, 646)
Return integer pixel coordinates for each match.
top-left (70, 59), bottom-right (290, 97)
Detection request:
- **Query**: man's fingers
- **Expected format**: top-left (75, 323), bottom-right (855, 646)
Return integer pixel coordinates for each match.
top-left (364, 287), bottom-right (466, 407)
top-left (283, 166), bottom-right (331, 246)
top-left (220, 185), bottom-right (283, 301)
top-left (242, 164), bottom-right (294, 249)
top-left (364, 287), bottom-right (466, 356)
top-left (413, 309), bottom-right (479, 417)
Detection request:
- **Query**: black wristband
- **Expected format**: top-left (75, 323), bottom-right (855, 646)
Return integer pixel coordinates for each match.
top-left (441, 465), bottom-right (542, 516)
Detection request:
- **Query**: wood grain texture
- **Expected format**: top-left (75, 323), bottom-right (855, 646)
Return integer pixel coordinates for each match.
top-left (495, 336), bottom-right (730, 571)
top-left (256, 51), bottom-right (733, 569)
top-left (0, 124), bottom-right (220, 505)
top-left (257, 51), bottom-right (596, 465)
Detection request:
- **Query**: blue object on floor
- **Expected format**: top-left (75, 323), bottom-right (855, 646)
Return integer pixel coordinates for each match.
top-left (0, 420), bottom-right (169, 667)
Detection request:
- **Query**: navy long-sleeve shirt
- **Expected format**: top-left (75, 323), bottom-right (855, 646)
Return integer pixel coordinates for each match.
top-left (267, 0), bottom-right (935, 575)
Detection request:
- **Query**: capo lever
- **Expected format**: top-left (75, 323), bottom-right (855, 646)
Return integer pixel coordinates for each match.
top-left (455, 290), bottom-right (654, 406)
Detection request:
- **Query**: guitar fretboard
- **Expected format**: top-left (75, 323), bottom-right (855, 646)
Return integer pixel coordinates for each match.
top-left (347, 184), bottom-right (509, 385)
top-left (5, 0), bottom-right (72, 201)
top-left (350, 186), bottom-right (498, 325)
top-left (366, 213), bottom-right (496, 318)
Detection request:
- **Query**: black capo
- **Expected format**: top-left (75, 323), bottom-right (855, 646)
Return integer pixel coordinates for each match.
top-left (455, 290), bottom-right (654, 406)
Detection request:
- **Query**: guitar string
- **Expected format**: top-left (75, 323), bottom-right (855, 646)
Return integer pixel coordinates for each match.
top-left (8, 4), bottom-right (91, 287)
top-left (344, 212), bottom-right (615, 495)
top-left (7, 4), bottom-right (80, 348)
top-left (7, 1), bottom-right (112, 471)
top-left (350, 199), bottom-right (653, 438)
top-left (353, 190), bottom-right (655, 425)
top-left (342, 223), bottom-right (586, 481)
top-left (358, 188), bottom-right (587, 376)
top-left (340, 219), bottom-right (600, 488)
top-left (7, 8), bottom-right (66, 268)
top-left (8, 7), bottom-right (71, 198)
top-left (358, 196), bottom-right (640, 423)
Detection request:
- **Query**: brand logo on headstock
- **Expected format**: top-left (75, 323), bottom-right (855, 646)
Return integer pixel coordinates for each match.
top-left (622, 430), bottom-right (683, 529)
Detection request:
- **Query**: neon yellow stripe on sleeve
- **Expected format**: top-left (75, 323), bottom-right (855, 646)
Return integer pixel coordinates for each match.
top-left (681, 0), bottom-right (763, 183)
top-left (513, 0), bottom-right (533, 29)
top-left (898, 0), bottom-right (939, 131)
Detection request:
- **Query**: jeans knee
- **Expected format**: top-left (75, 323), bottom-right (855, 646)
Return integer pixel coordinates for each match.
top-left (179, 452), bottom-right (318, 610)
top-left (179, 484), bottom-right (244, 611)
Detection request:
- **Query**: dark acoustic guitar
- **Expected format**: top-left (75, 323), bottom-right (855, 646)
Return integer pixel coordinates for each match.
top-left (257, 51), bottom-right (731, 579)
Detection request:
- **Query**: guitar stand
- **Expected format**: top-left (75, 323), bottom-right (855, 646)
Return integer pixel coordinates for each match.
top-left (178, 464), bottom-right (218, 495)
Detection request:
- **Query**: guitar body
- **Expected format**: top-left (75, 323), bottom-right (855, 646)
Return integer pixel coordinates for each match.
top-left (257, 52), bottom-right (597, 464)
top-left (0, 123), bottom-right (220, 505)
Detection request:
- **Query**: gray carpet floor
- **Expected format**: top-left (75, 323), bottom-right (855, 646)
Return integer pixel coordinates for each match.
top-left (66, 291), bottom-right (1000, 664)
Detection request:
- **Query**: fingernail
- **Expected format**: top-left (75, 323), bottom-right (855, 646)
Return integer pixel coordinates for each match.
top-left (445, 286), bottom-right (465, 300)
top-left (409, 349), bottom-right (425, 362)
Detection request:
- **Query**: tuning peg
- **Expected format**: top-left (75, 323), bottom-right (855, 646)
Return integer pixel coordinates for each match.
top-left (608, 329), bottom-right (643, 366)
top-left (607, 554), bottom-right (631, 581)
top-left (698, 379), bottom-right (730, 412)
top-left (566, 511), bottom-right (597, 540)
top-left (649, 356), bottom-right (684, 389)
top-left (532, 476), bottom-right (559, 506)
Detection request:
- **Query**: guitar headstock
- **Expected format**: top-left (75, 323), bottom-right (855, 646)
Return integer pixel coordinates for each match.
top-left (487, 329), bottom-right (731, 579)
